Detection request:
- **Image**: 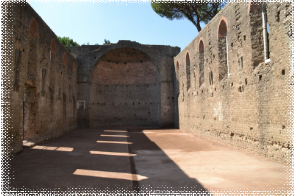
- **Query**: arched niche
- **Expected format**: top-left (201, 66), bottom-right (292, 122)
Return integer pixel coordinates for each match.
top-left (218, 18), bottom-right (229, 81)
top-left (176, 61), bottom-right (179, 70)
top-left (248, 1), bottom-right (267, 66)
top-left (28, 17), bottom-right (39, 81)
top-left (185, 51), bottom-right (191, 91)
top-left (63, 52), bottom-right (68, 65)
top-left (89, 47), bottom-right (161, 128)
top-left (50, 39), bottom-right (56, 54)
top-left (199, 38), bottom-right (205, 87)
top-left (29, 18), bottom-right (38, 37)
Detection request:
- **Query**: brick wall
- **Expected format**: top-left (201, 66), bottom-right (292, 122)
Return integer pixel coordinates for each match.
top-left (6, 3), bottom-right (77, 154)
top-left (174, 2), bottom-right (292, 164)
top-left (72, 41), bottom-right (180, 128)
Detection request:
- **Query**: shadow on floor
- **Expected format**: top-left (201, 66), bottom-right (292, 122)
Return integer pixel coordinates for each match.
top-left (8, 128), bottom-right (209, 194)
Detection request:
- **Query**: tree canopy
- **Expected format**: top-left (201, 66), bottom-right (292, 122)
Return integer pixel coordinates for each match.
top-left (103, 39), bottom-right (111, 45)
top-left (151, 1), bottom-right (226, 32)
top-left (57, 36), bottom-right (80, 52)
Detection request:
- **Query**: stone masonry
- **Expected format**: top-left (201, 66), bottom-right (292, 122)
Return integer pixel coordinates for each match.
top-left (3, 2), bottom-right (292, 164)
top-left (174, 2), bottom-right (292, 164)
top-left (5, 3), bottom-right (78, 154)
top-left (71, 42), bottom-right (180, 128)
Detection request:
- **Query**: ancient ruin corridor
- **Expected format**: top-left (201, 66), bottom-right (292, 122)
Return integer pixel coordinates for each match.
top-left (9, 128), bottom-right (288, 193)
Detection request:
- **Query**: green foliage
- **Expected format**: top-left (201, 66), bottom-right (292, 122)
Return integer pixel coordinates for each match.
top-left (103, 39), bottom-right (111, 45)
top-left (151, 1), bottom-right (225, 32)
top-left (57, 36), bottom-right (80, 52)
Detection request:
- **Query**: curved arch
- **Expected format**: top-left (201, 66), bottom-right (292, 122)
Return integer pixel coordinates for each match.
top-left (218, 17), bottom-right (229, 81)
top-left (29, 18), bottom-right (38, 37)
top-left (0, 0), bottom-right (7, 9)
top-left (50, 39), bottom-right (56, 54)
top-left (63, 52), bottom-right (68, 65)
top-left (217, 17), bottom-right (229, 39)
top-left (198, 38), bottom-right (205, 53)
top-left (186, 51), bottom-right (191, 90)
top-left (185, 51), bottom-right (190, 64)
top-left (91, 47), bottom-right (159, 84)
top-left (248, 1), bottom-right (262, 12)
top-left (90, 46), bottom-right (161, 84)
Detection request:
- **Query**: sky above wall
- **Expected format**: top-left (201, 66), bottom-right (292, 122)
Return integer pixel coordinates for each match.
top-left (28, 0), bottom-right (203, 51)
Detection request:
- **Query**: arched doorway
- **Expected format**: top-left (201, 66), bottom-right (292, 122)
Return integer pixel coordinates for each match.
top-left (89, 47), bottom-right (161, 128)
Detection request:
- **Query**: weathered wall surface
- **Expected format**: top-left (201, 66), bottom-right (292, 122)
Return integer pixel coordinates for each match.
top-left (72, 41), bottom-right (180, 128)
top-left (7, 3), bottom-right (77, 154)
top-left (174, 2), bottom-right (292, 164)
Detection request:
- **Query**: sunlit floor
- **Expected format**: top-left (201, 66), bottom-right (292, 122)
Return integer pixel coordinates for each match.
top-left (9, 128), bottom-right (289, 194)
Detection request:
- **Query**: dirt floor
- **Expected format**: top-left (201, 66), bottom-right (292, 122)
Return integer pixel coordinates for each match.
top-left (7, 128), bottom-right (290, 194)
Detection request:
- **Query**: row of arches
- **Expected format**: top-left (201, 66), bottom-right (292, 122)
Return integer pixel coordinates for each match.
top-left (19, 17), bottom-right (77, 142)
top-left (176, 17), bottom-right (229, 91)
top-left (176, 2), bottom-right (270, 92)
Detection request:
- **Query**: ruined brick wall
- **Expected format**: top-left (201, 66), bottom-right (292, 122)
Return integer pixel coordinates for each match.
top-left (72, 41), bottom-right (180, 128)
top-left (174, 2), bottom-right (292, 164)
top-left (7, 3), bottom-right (77, 154)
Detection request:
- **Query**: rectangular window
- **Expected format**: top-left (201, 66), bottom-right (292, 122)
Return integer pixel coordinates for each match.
top-left (77, 100), bottom-right (85, 109)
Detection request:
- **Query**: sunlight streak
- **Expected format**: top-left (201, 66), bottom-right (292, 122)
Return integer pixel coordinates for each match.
top-left (100, 134), bottom-right (129, 137)
top-left (104, 130), bottom-right (127, 133)
top-left (90, 151), bottom-right (136, 156)
top-left (73, 169), bottom-right (148, 181)
top-left (31, 145), bottom-right (74, 152)
top-left (96, 141), bottom-right (132, 144)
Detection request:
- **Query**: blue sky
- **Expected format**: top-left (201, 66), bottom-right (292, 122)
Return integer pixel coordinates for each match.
top-left (28, 0), bottom-right (201, 51)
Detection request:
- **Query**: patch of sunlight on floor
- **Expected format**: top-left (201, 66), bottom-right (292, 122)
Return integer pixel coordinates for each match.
top-left (100, 134), bottom-right (129, 137)
top-left (31, 145), bottom-right (74, 152)
top-left (96, 141), bottom-right (132, 144)
top-left (104, 130), bottom-right (127, 133)
top-left (90, 151), bottom-right (136, 156)
top-left (142, 131), bottom-right (153, 133)
top-left (73, 169), bottom-right (148, 181)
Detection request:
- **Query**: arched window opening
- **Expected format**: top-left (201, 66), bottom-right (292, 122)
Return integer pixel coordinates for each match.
top-left (63, 52), bottom-right (68, 65)
top-left (262, 3), bottom-right (270, 61)
top-left (28, 18), bottom-right (38, 81)
top-left (199, 39), bottom-right (205, 87)
top-left (186, 52), bottom-right (191, 91)
top-left (248, 2), bottom-right (266, 67)
top-left (29, 18), bottom-right (38, 37)
top-left (218, 19), bottom-right (229, 81)
top-left (176, 61), bottom-right (179, 70)
top-left (50, 39), bottom-right (56, 54)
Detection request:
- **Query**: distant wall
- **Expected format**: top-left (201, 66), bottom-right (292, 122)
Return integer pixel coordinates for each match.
top-left (7, 2), bottom-right (77, 154)
top-left (72, 41), bottom-right (180, 128)
top-left (174, 2), bottom-right (292, 164)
